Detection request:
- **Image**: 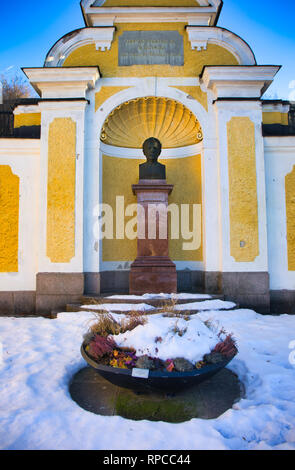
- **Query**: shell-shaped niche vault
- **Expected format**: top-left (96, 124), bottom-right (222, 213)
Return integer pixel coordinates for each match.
top-left (100, 97), bottom-right (203, 149)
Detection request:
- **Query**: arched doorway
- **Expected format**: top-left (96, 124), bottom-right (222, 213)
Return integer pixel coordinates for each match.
top-left (99, 96), bottom-right (204, 292)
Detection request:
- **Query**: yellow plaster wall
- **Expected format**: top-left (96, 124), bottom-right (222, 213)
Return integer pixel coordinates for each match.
top-left (14, 113), bottom-right (41, 128)
top-left (285, 166), bottom-right (295, 271)
top-left (95, 86), bottom-right (131, 112)
top-left (262, 112), bottom-right (289, 126)
top-left (0, 166), bottom-right (19, 272)
top-left (47, 118), bottom-right (76, 263)
top-left (227, 117), bottom-right (259, 262)
top-left (64, 23), bottom-right (238, 78)
top-left (102, 154), bottom-right (203, 262)
top-left (170, 86), bottom-right (208, 112)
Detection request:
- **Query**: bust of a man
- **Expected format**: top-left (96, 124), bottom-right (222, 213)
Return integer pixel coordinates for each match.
top-left (139, 137), bottom-right (166, 180)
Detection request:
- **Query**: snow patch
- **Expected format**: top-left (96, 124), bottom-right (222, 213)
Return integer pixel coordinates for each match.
top-left (114, 314), bottom-right (219, 363)
top-left (174, 299), bottom-right (236, 311)
top-left (106, 293), bottom-right (212, 301)
top-left (80, 303), bottom-right (156, 312)
top-left (0, 308), bottom-right (294, 450)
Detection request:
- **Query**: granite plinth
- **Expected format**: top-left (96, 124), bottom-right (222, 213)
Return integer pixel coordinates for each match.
top-left (130, 256), bottom-right (177, 296)
top-left (130, 179), bottom-right (177, 295)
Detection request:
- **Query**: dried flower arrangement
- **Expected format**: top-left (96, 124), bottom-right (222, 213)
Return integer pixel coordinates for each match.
top-left (83, 312), bottom-right (238, 373)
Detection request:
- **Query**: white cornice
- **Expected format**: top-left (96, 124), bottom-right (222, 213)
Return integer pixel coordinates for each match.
top-left (88, 10), bottom-right (216, 27)
top-left (80, 2), bottom-right (221, 27)
top-left (14, 105), bottom-right (40, 115)
top-left (201, 66), bottom-right (281, 99)
top-left (264, 136), bottom-right (295, 151)
top-left (91, 0), bottom-right (213, 3)
top-left (186, 27), bottom-right (256, 65)
top-left (262, 102), bottom-right (290, 114)
top-left (38, 101), bottom-right (88, 113)
top-left (22, 67), bottom-right (100, 99)
top-left (0, 139), bottom-right (40, 155)
top-left (45, 28), bottom-right (115, 67)
top-left (86, 9), bottom-right (216, 26)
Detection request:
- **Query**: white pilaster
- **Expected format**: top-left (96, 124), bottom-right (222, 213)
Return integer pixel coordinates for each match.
top-left (214, 99), bottom-right (269, 273)
top-left (38, 100), bottom-right (88, 273)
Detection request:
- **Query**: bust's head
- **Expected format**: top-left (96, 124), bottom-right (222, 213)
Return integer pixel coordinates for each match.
top-left (143, 137), bottom-right (162, 163)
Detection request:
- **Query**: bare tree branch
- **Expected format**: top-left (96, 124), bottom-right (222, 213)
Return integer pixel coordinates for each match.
top-left (0, 74), bottom-right (32, 102)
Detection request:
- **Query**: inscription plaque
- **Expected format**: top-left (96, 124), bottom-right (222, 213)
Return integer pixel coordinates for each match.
top-left (119, 31), bottom-right (184, 66)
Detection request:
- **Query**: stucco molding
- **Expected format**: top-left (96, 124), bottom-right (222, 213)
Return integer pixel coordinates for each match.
top-left (23, 67), bottom-right (100, 99)
top-left (264, 136), bottom-right (295, 153)
top-left (100, 96), bottom-right (203, 148)
top-left (93, 83), bottom-right (211, 145)
top-left (100, 142), bottom-right (203, 158)
top-left (38, 100), bottom-right (88, 114)
top-left (13, 105), bottom-right (40, 115)
top-left (186, 27), bottom-right (256, 65)
top-left (81, 0), bottom-right (222, 27)
top-left (90, 0), bottom-right (213, 4)
top-left (262, 102), bottom-right (290, 114)
top-left (201, 66), bottom-right (281, 99)
top-left (0, 139), bottom-right (41, 156)
top-left (45, 28), bottom-right (115, 67)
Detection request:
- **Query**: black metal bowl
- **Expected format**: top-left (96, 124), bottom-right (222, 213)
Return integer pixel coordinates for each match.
top-left (81, 343), bottom-right (234, 393)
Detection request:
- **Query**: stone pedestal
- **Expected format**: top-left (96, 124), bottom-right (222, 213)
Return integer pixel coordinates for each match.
top-left (129, 180), bottom-right (177, 295)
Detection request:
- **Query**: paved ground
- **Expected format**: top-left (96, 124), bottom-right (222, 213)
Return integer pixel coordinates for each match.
top-left (69, 366), bottom-right (243, 423)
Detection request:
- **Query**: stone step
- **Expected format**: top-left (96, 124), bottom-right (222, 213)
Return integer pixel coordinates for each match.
top-left (66, 303), bottom-right (156, 315)
top-left (50, 309), bottom-right (64, 319)
top-left (79, 293), bottom-right (225, 308)
top-left (66, 299), bottom-right (238, 315)
top-left (66, 304), bottom-right (82, 313)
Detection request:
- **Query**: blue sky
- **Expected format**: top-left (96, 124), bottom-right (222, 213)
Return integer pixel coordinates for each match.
top-left (0, 0), bottom-right (294, 99)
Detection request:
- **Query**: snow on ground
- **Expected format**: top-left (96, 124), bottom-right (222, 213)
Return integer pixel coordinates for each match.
top-left (81, 299), bottom-right (235, 313)
top-left (174, 299), bottom-right (236, 311)
top-left (106, 293), bottom-right (212, 300)
top-left (80, 303), bottom-right (156, 312)
top-left (114, 314), bottom-right (219, 362)
top-left (0, 306), bottom-right (295, 450)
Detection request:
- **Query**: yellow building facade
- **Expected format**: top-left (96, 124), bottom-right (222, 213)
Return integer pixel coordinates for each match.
top-left (0, 0), bottom-right (294, 314)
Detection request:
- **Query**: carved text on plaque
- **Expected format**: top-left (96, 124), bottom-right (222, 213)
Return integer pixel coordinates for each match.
top-left (119, 31), bottom-right (184, 66)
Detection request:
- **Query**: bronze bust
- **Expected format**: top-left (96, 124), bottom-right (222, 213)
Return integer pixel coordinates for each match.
top-left (139, 137), bottom-right (166, 180)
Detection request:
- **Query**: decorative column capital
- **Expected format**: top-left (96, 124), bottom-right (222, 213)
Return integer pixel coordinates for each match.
top-left (23, 67), bottom-right (100, 99)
